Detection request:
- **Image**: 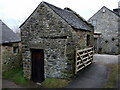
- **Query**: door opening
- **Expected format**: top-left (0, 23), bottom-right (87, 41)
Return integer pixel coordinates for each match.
top-left (31, 49), bottom-right (44, 83)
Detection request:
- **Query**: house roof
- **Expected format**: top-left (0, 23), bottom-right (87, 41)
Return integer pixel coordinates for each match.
top-left (20, 1), bottom-right (92, 31)
top-left (44, 2), bottom-right (91, 31)
top-left (89, 6), bottom-right (120, 21)
top-left (0, 20), bottom-right (21, 44)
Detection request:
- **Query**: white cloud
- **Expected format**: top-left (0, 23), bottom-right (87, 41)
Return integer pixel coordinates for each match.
top-left (0, 0), bottom-right (118, 30)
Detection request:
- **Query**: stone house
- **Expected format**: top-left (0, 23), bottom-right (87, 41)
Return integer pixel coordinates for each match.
top-left (0, 20), bottom-right (21, 72)
top-left (20, 1), bottom-right (94, 83)
top-left (88, 6), bottom-right (120, 54)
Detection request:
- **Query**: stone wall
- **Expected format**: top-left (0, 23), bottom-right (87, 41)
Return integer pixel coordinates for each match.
top-left (118, 17), bottom-right (120, 54)
top-left (21, 3), bottom-right (93, 79)
top-left (89, 7), bottom-right (119, 54)
top-left (1, 42), bottom-right (22, 72)
top-left (0, 45), bottom-right (2, 74)
top-left (74, 29), bottom-right (94, 49)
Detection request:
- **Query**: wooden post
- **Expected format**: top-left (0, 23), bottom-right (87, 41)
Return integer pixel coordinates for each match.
top-left (75, 47), bottom-right (94, 74)
top-left (75, 48), bottom-right (78, 74)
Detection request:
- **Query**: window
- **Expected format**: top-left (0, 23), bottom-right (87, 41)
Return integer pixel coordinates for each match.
top-left (0, 46), bottom-right (1, 55)
top-left (92, 20), bottom-right (97, 29)
top-left (102, 9), bottom-right (106, 13)
top-left (87, 35), bottom-right (90, 46)
top-left (13, 47), bottom-right (19, 54)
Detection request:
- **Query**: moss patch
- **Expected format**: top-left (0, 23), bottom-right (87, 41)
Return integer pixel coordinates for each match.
top-left (3, 68), bottom-right (70, 88)
top-left (105, 64), bottom-right (118, 88)
top-left (41, 78), bottom-right (70, 88)
top-left (3, 68), bottom-right (29, 85)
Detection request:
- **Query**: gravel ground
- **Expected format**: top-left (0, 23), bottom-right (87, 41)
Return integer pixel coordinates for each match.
top-left (2, 79), bottom-right (22, 88)
top-left (2, 79), bottom-right (40, 89)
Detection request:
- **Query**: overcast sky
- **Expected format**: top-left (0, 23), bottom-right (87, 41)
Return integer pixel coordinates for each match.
top-left (0, 0), bottom-right (119, 31)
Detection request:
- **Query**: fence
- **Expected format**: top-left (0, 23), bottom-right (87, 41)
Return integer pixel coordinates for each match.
top-left (75, 47), bottom-right (94, 74)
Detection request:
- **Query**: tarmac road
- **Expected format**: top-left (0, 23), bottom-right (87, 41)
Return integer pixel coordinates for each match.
top-left (66, 54), bottom-right (118, 88)
top-left (66, 63), bottom-right (108, 88)
top-left (2, 54), bottom-right (119, 88)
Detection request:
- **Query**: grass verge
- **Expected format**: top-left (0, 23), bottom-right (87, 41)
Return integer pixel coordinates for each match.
top-left (3, 68), bottom-right (70, 88)
top-left (3, 68), bottom-right (29, 85)
top-left (41, 78), bottom-right (70, 88)
top-left (105, 64), bottom-right (118, 88)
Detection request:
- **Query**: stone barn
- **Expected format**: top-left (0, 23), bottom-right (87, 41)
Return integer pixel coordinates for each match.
top-left (0, 20), bottom-right (21, 72)
top-left (20, 1), bottom-right (94, 83)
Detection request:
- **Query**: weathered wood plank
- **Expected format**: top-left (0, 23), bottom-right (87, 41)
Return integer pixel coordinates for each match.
top-left (75, 47), bottom-right (94, 74)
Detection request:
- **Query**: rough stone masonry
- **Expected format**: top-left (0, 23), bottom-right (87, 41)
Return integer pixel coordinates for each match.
top-left (20, 1), bottom-right (94, 80)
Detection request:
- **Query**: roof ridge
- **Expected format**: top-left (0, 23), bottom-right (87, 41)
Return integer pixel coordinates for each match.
top-left (44, 2), bottom-right (91, 31)
top-left (88, 6), bottom-right (120, 21)
top-left (43, 1), bottom-right (63, 10)
top-left (20, 1), bottom-right (91, 31)
top-left (64, 7), bottom-right (93, 26)
top-left (1, 21), bottom-right (21, 44)
top-left (102, 6), bottom-right (120, 17)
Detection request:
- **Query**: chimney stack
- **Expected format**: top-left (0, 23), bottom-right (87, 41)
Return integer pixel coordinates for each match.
top-left (118, 1), bottom-right (120, 8)
top-left (118, 1), bottom-right (120, 15)
top-left (113, 2), bottom-right (120, 16)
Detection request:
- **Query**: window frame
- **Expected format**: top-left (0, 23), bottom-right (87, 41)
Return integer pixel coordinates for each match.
top-left (13, 46), bottom-right (19, 54)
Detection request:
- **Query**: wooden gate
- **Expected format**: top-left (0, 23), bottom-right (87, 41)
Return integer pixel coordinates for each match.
top-left (75, 47), bottom-right (94, 74)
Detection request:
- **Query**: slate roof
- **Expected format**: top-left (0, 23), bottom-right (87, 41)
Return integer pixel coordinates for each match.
top-left (44, 2), bottom-right (91, 31)
top-left (113, 8), bottom-right (120, 17)
top-left (104, 6), bottom-right (120, 18)
top-left (20, 1), bottom-right (92, 31)
top-left (89, 6), bottom-right (120, 21)
top-left (0, 20), bottom-right (21, 44)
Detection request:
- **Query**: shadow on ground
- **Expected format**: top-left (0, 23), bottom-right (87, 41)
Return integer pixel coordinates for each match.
top-left (66, 63), bottom-right (108, 88)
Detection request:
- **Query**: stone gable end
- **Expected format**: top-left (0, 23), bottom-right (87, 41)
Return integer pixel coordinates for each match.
top-left (20, 2), bottom-right (94, 81)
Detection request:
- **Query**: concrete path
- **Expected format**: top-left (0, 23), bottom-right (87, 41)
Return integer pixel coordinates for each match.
top-left (66, 54), bottom-right (118, 88)
top-left (2, 79), bottom-right (40, 88)
top-left (117, 55), bottom-right (120, 88)
top-left (93, 54), bottom-right (118, 64)
top-left (2, 79), bottom-right (23, 88)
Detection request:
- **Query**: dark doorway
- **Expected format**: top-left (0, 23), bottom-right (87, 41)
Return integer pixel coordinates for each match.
top-left (94, 38), bottom-right (97, 52)
top-left (31, 49), bottom-right (44, 83)
top-left (87, 35), bottom-right (90, 46)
